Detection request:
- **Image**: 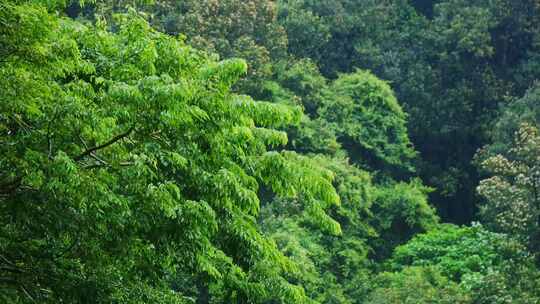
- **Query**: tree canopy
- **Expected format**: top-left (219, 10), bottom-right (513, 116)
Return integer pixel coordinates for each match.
top-left (0, 2), bottom-right (339, 302)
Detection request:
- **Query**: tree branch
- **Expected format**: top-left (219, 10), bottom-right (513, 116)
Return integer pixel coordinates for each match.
top-left (74, 126), bottom-right (134, 161)
top-left (20, 284), bottom-right (36, 303)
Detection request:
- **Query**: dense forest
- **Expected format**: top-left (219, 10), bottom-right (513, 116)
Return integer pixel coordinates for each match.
top-left (2, 0), bottom-right (540, 303)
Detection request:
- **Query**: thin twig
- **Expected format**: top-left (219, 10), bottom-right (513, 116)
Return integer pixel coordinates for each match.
top-left (90, 153), bottom-right (108, 166)
top-left (21, 285), bottom-right (36, 303)
top-left (78, 134), bottom-right (89, 150)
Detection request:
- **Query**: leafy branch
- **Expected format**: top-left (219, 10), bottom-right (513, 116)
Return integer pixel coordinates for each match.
top-left (74, 126), bottom-right (134, 161)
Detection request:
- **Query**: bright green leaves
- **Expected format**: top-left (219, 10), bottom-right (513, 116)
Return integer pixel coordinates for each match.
top-left (386, 224), bottom-right (540, 303)
top-left (0, 4), bottom-right (343, 303)
top-left (366, 266), bottom-right (470, 304)
top-left (320, 70), bottom-right (417, 173)
top-left (145, 182), bottom-right (184, 218)
top-left (200, 58), bottom-right (248, 90)
top-left (390, 224), bottom-right (524, 280)
top-left (232, 95), bottom-right (302, 128)
top-left (256, 151), bottom-right (341, 235)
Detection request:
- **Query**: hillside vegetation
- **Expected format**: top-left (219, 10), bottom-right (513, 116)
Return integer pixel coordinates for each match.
top-left (1, 0), bottom-right (540, 303)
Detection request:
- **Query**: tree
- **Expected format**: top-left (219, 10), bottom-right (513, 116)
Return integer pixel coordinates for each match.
top-left (390, 224), bottom-right (528, 279)
top-left (69, 0), bottom-right (289, 97)
top-left (319, 70), bottom-right (417, 175)
top-left (153, 0), bottom-right (288, 97)
top-left (388, 224), bottom-right (540, 303)
top-left (261, 155), bottom-right (439, 303)
top-left (0, 2), bottom-right (341, 302)
top-left (277, 0), bottom-right (540, 224)
top-left (486, 84), bottom-right (540, 155)
top-left (369, 180), bottom-right (438, 259)
top-left (268, 58), bottom-right (327, 117)
top-left (477, 123), bottom-right (540, 250)
top-left (365, 266), bottom-right (470, 304)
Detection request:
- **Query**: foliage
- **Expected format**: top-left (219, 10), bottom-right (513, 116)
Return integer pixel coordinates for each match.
top-left (277, 0), bottom-right (540, 224)
top-left (155, 0), bottom-right (288, 96)
top-left (4, 0), bottom-right (540, 302)
top-left (0, 2), bottom-right (341, 302)
top-left (368, 180), bottom-right (438, 259)
top-left (476, 123), bottom-right (540, 249)
top-left (260, 155), bottom-right (373, 303)
top-left (487, 84), bottom-right (540, 155)
top-left (262, 155), bottom-right (438, 303)
top-left (319, 70), bottom-right (417, 174)
top-left (460, 267), bottom-right (540, 304)
top-left (270, 58), bottom-right (327, 116)
top-left (390, 224), bottom-right (530, 280)
top-left (84, 0), bottom-right (288, 97)
top-left (365, 266), bottom-right (470, 304)
top-left (389, 224), bottom-right (540, 303)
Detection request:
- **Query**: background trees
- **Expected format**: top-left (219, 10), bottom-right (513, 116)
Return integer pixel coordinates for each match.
top-left (477, 123), bottom-right (540, 251)
top-left (153, 0), bottom-right (288, 96)
top-left (388, 224), bottom-right (540, 303)
top-left (277, 0), bottom-right (540, 224)
top-left (319, 70), bottom-right (417, 175)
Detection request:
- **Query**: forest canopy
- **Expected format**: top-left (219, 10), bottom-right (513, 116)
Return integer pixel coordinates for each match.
top-left (1, 0), bottom-right (540, 303)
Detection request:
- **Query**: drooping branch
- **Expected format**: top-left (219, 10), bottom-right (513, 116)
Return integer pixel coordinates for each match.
top-left (74, 126), bottom-right (134, 161)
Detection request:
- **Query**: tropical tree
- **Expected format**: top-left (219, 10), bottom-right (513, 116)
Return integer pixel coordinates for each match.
top-left (0, 2), bottom-right (340, 302)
